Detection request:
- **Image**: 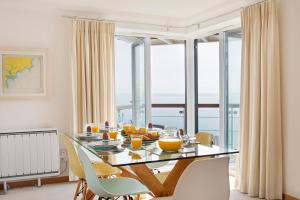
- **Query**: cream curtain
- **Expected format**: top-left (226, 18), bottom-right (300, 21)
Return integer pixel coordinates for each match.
top-left (237, 1), bottom-right (282, 199)
top-left (72, 20), bottom-right (116, 132)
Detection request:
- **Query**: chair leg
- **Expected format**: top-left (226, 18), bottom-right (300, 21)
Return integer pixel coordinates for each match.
top-left (135, 194), bottom-right (140, 200)
top-left (74, 180), bottom-right (82, 200)
top-left (82, 181), bottom-right (88, 200)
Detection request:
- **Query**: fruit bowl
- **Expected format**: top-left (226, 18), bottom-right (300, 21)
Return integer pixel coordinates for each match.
top-left (121, 127), bottom-right (160, 140)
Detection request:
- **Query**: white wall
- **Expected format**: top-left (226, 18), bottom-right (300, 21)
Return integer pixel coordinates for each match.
top-left (0, 7), bottom-right (73, 176)
top-left (277, 0), bottom-right (300, 198)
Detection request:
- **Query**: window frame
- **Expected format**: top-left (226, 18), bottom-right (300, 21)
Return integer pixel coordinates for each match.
top-left (115, 35), bottom-right (188, 130)
top-left (193, 29), bottom-right (241, 148)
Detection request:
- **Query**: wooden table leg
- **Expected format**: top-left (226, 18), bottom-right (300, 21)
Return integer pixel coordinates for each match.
top-left (163, 158), bottom-right (194, 195)
top-left (118, 166), bottom-right (140, 180)
top-left (85, 189), bottom-right (95, 200)
top-left (128, 158), bottom-right (195, 197)
top-left (130, 164), bottom-right (166, 197)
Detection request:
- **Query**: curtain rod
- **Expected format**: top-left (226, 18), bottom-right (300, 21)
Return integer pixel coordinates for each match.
top-left (62, 0), bottom-right (269, 30)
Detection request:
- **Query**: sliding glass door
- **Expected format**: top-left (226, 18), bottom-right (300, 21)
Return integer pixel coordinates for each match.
top-left (115, 36), bottom-right (146, 127)
top-left (195, 30), bottom-right (241, 147)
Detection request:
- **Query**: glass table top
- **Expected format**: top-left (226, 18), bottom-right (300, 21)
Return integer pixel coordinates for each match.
top-left (66, 133), bottom-right (239, 167)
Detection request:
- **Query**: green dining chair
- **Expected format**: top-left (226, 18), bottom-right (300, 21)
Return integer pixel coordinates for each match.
top-left (75, 145), bottom-right (150, 199)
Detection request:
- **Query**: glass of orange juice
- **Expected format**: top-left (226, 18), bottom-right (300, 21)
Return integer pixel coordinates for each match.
top-left (131, 135), bottom-right (143, 149)
top-left (122, 124), bottom-right (132, 131)
top-left (91, 124), bottom-right (99, 133)
top-left (109, 128), bottom-right (118, 140)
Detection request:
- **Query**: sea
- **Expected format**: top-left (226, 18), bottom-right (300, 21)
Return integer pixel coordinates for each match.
top-left (116, 93), bottom-right (240, 139)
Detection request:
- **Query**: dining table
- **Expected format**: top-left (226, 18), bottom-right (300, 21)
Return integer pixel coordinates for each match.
top-left (65, 132), bottom-right (239, 198)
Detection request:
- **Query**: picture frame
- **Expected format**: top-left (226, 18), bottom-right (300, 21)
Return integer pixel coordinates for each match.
top-left (0, 48), bottom-right (47, 97)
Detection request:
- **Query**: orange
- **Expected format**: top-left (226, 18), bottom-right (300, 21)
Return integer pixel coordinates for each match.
top-left (139, 127), bottom-right (147, 134)
top-left (130, 126), bottom-right (136, 133)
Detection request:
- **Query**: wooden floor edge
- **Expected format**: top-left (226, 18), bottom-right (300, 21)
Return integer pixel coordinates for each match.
top-left (283, 194), bottom-right (300, 200)
top-left (0, 176), bottom-right (69, 190)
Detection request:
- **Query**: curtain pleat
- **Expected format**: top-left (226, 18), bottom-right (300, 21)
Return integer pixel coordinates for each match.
top-left (237, 1), bottom-right (282, 199)
top-left (72, 20), bottom-right (116, 132)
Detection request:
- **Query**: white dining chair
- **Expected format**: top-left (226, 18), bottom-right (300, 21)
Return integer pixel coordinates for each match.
top-left (152, 157), bottom-right (230, 200)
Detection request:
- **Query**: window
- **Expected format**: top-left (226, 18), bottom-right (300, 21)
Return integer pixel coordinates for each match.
top-left (115, 37), bottom-right (133, 124)
top-left (195, 34), bottom-right (220, 144)
top-left (151, 39), bottom-right (186, 129)
top-left (195, 30), bottom-right (242, 147)
top-left (115, 30), bottom-right (241, 145)
top-left (115, 36), bottom-right (146, 127)
top-left (225, 30), bottom-right (242, 150)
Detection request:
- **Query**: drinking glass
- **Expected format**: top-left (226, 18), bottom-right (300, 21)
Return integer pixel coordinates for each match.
top-left (109, 128), bottom-right (118, 140)
top-left (131, 135), bottom-right (143, 149)
top-left (91, 124), bottom-right (99, 133)
top-left (181, 134), bottom-right (190, 146)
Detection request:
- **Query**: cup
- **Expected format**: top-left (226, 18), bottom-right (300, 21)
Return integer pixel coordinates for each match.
top-left (181, 134), bottom-right (190, 146)
top-left (131, 135), bottom-right (143, 149)
top-left (91, 124), bottom-right (99, 133)
top-left (109, 128), bottom-right (118, 140)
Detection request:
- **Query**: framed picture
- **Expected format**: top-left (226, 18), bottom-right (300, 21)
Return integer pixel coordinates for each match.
top-left (0, 49), bottom-right (46, 97)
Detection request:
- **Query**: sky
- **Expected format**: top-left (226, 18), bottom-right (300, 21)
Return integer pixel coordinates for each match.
top-left (114, 37), bottom-right (241, 106)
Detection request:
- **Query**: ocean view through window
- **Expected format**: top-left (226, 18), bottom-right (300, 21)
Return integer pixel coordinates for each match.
top-left (115, 36), bottom-right (146, 127)
top-left (196, 34), bottom-right (220, 144)
top-left (115, 37), bottom-right (133, 125)
top-left (151, 40), bottom-right (186, 129)
top-left (115, 32), bottom-right (241, 148)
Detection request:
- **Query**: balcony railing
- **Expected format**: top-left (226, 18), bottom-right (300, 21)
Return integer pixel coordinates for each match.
top-left (117, 103), bottom-right (239, 148)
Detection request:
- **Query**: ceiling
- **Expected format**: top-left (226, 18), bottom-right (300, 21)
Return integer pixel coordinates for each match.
top-left (1, 0), bottom-right (259, 26)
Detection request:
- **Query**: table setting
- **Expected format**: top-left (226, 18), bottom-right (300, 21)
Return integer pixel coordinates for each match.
top-left (65, 123), bottom-right (238, 197)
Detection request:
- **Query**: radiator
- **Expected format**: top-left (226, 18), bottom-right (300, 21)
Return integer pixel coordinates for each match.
top-left (0, 128), bottom-right (60, 193)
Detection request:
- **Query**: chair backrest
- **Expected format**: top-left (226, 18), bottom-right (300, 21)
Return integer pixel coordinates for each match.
top-left (61, 134), bottom-right (85, 179)
top-left (153, 124), bottom-right (165, 129)
top-left (76, 145), bottom-right (113, 197)
top-left (195, 132), bottom-right (214, 146)
top-left (172, 157), bottom-right (230, 200)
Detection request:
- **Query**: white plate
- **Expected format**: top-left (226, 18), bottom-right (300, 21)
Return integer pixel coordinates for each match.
top-left (77, 133), bottom-right (101, 140)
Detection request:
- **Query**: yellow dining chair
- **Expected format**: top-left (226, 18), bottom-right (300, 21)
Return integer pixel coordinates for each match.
top-left (195, 132), bottom-right (214, 147)
top-left (194, 132), bottom-right (215, 163)
top-left (61, 134), bottom-right (122, 200)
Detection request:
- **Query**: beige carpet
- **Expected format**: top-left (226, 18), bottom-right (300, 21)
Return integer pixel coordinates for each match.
top-left (0, 181), bottom-right (259, 200)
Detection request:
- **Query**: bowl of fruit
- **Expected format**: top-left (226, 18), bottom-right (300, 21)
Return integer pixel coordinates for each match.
top-left (120, 124), bottom-right (136, 138)
top-left (121, 125), bottom-right (160, 145)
